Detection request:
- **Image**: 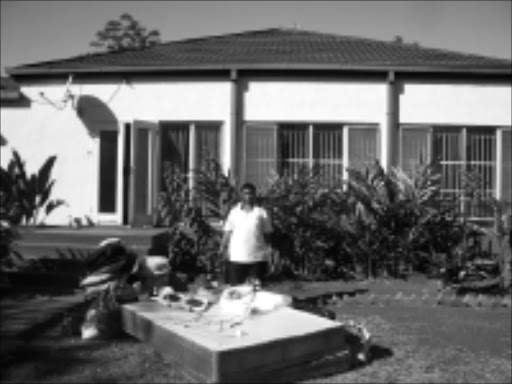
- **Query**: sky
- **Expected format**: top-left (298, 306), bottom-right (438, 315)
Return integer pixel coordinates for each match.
top-left (1, 1), bottom-right (511, 76)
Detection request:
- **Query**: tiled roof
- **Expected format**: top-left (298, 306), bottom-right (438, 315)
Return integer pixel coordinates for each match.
top-left (7, 28), bottom-right (512, 75)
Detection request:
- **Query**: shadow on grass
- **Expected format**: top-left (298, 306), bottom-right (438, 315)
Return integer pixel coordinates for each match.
top-left (293, 342), bottom-right (393, 384)
top-left (0, 333), bottom-right (189, 384)
top-left (368, 343), bottom-right (394, 361)
top-left (283, 326), bottom-right (394, 384)
top-left (1, 337), bottom-right (107, 378)
top-left (0, 334), bottom-right (141, 382)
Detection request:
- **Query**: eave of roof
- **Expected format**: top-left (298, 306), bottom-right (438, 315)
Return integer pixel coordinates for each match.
top-left (7, 63), bottom-right (511, 76)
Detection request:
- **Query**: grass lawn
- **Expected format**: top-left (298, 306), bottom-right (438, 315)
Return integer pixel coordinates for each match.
top-left (314, 303), bottom-right (511, 383)
top-left (1, 278), bottom-right (511, 384)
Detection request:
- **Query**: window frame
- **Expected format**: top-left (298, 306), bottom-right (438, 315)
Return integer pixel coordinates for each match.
top-left (95, 121), bottom-right (124, 225)
top-left (159, 121), bottom-right (223, 192)
top-left (243, 121), bottom-right (379, 189)
top-left (400, 124), bottom-right (507, 221)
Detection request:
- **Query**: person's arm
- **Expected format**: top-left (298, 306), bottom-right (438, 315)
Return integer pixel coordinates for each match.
top-left (219, 208), bottom-right (235, 258)
top-left (261, 208), bottom-right (273, 247)
top-left (219, 230), bottom-right (232, 258)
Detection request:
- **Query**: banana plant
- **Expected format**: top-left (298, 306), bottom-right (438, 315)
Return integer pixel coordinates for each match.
top-left (345, 161), bottom-right (448, 278)
top-left (156, 160), bottom-right (192, 227)
top-left (2, 149), bottom-right (66, 226)
top-left (194, 157), bottom-right (238, 221)
top-left (473, 197), bottom-right (511, 292)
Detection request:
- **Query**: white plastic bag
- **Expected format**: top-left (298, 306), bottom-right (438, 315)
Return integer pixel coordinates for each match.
top-left (217, 286), bottom-right (292, 317)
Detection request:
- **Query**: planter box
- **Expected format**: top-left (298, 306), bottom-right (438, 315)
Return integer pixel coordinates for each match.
top-left (122, 300), bottom-right (350, 383)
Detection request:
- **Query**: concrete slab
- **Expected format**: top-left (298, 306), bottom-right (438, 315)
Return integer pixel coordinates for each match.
top-left (122, 300), bottom-right (351, 383)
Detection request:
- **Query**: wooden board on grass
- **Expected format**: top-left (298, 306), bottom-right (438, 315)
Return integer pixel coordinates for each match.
top-left (121, 300), bottom-right (351, 383)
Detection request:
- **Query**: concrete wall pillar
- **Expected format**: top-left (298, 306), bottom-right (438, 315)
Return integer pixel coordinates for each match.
top-left (229, 69), bottom-right (239, 184)
top-left (382, 71), bottom-right (399, 172)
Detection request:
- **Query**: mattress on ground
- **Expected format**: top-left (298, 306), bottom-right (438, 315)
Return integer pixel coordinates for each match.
top-left (121, 300), bottom-right (350, 383)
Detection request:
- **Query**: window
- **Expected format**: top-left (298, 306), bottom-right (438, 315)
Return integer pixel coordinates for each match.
top-left (400, 125), bottom-right (511, 220)
top-left (501, 130), bottom-right (512, 210)
top-left (160, 122), bottom-right (221, 189)
top-left (244, 123), bottom-right (379, 190)
top-left (99, 130), bottom-right (118, 213)
top-left (313, 124), bottom-right (344, 182)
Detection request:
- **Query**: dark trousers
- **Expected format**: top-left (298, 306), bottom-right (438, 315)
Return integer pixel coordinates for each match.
top-left (226, 261), bottom-right (268, 286)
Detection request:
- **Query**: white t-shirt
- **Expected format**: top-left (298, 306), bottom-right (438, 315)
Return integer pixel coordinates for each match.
top-left (223, 203), bottom-right (272, 263)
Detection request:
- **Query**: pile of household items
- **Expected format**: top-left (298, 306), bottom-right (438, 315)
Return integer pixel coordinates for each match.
top-left (78, 238), bottom-right (372, 371)
top-left (78, 238), bottom-right (291, 339)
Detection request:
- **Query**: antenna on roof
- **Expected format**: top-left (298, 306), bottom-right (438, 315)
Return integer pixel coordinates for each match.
top-left (393, 35), bottom-right (404, 44)
top-left (39, 74), bottom-right (76, 110)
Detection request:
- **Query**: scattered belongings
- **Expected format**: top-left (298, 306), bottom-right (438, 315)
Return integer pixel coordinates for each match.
top-left (138, 255), bottom-right (170, 295)
top-left (76, 237), bottom-right (372, 381)
top-left (153, 286), bottom-right (210, 312)
top-left (122, 299), bottom-right (351, 383)
top-left (81, 238), bottom-right (138, 286)
top-left (78, 238), bottom-right (141, 339)
top-left (453, 276), bottom-right (502, 295)
top-left (442, 258), bottom-right (503, 295)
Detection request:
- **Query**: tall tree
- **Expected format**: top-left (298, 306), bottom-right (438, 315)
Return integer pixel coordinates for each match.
top-left (90, 13), bottom-right (161, 52)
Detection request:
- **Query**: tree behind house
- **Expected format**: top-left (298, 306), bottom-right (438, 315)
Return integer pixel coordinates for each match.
top-left (89, 13), bottom-right (161, 53)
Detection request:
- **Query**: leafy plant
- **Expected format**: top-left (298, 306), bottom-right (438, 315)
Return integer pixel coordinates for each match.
top-left (156, 161), bottom-right (192, 227)
top-left (167, 206), bottom-right (223, 281)
top-left (473, 197), bottom-right (512, 292)
top-left (0, 220), bottom-right (21, 269)
top-left (264, 166), bottom-right (350, 280)
top-left (344, 161), bottom-right (451, 278)
top-left (0, 161), bottom-right (21, 267)
top-left (1, 149), bottom-right (66, 226)
top-left (194, 158), bottom-right (238, 221)
top-left (158, 158), bottom-right (236, 281)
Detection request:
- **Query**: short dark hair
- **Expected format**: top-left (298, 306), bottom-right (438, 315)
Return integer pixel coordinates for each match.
top-left (240, 182), bottom-right (256, 194)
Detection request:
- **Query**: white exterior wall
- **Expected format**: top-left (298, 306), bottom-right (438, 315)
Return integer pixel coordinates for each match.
top-left (400, 82), bottom-right (512, 126)
top-left (1, 79), bottom-right (232, 225)
top-left (244, 80), bottom-right (387, 122)
top-left (1, 96), bottom-right (95, 226)
top-left (243, 79), bottom-right (390, 167)
top-left (1, 77), bottom-right (510, 226)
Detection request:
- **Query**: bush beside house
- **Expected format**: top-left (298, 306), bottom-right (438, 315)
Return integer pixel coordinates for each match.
top-left (156, 158), bottom-right (511, 292)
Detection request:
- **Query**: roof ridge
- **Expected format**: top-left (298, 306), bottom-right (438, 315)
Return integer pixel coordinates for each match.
top-left (167, 27), bottom-right (511, 62)
top-left (272, 28), bottom-right (512, 62)
top-left (156, 27), bottom-right (286, 46)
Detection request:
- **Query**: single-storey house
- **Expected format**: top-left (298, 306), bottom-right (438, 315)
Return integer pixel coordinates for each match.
top-left (1, 28), bottom-right (511, 226)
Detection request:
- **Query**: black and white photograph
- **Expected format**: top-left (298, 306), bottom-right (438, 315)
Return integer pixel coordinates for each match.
top-left (1, 1), bottom-right (511, 383)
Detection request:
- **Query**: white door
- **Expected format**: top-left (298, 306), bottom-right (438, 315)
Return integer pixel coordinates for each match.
top-left (130, 120), bottom-right (160, 227)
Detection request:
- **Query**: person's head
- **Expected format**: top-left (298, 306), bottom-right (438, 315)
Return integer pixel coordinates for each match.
top-left (240, 182), bottom-right (257, 207)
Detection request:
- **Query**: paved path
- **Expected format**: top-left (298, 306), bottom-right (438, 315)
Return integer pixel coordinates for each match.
top-left (0, 293), bottom-right (88, 361)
